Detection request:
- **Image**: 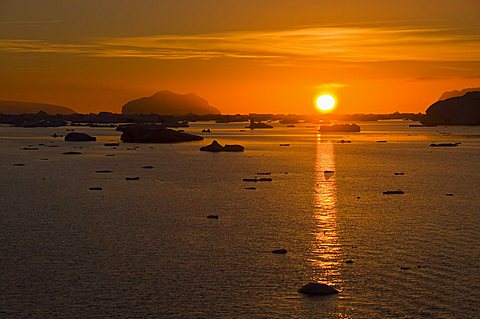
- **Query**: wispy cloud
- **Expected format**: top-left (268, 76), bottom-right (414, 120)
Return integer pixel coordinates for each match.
top-left (1, 26), bottom-right (479, 62)
top-left (0, 20), bottom-right (60, 25)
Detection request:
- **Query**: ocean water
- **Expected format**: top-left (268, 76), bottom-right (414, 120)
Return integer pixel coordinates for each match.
top-left (1, 121), bottom-right (479, 318)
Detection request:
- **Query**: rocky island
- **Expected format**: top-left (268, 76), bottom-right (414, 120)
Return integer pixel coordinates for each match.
top-left (319, 124), bottom-right (361, 132)
top-left (122, 90), bottom-right (220, 116)
top-left (116, 124), bottom-right (203, 143)
top-left (246, 120), bottom-right (273, 129)
top-left (200, 140), bottom-right (244, 152)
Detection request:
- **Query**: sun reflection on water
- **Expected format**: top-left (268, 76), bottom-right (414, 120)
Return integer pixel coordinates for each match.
top-left (309, 135), bottom-right (343, 286)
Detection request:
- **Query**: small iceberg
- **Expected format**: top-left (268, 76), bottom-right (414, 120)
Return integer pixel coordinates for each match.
top-left (200, 140), bottom-right (244, 152)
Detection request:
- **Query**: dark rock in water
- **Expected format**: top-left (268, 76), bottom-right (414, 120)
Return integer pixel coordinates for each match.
top-left (383, 190), bottom-right (405, 195)
top-left (377, 140), bottom-right (388, 143)
top-left (256, 172), bottom-right (271, 175)
top-left (243, 177), bottom-right (272, 182)
top-left (422, 91), bottom-right (480, 125)
top-left (245, 187), bottom-right (257, 190)
top-left (142, 165), bottom-right (154, 169)
top-left (62, 151), bottom-right (82, 155)
top-left (121, 90), bottom-right (220, 116)
top-left (272, 249), bottom-right (288, 254)
top-left (126, 177), bottom-right (140, 181)
top-left (339, 140), bottom-right (352, 143)
top-left (116, 124), bottom-right (203, 143)
top-left (13, 163), bottom-right (25, 166)
top-left (40, 158), bottom-right (49, 161)
top-left (280, 144), bottom-right (290, 146)
top-left (89, 187), bottom-right (103, 191)
top-left (48, 145), bottom-right (59, 148)
top-left (394, 172), bottom-right (405, 175)
top-left (409, 124), bottom-right (437, 127)
top-left (298, 283), bottom-right (339, 296)
top-left (22, 147), bottom-right (38, 150)
top-left (200, 140), bottom-right (244, 152)
top-left (400, 266), bottom-right (411, 270)
top-left (246, 120), bottom-right (273, 129)
top-left (104, 142), bottom-right (119, 147)
top-left (96, 170), bottom-right (113, 173)
top-left (65, 132), bottom-right (96, 142)
top-left (445, 193), bottom-right (454, 196)
top-left (320, 124), bottom-right (360, 133)
top-left (207, 215), bottom-right (219, 219)
top-left (430, 143), bottom-right (458, 147)
top-left (345, 260), bottom-right (354, 264)
top-left (106, 154), bottom-right (116, 157)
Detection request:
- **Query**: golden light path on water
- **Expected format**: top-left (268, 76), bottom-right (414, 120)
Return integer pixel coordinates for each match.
top-left (309, 134), bottom-right (343, 286)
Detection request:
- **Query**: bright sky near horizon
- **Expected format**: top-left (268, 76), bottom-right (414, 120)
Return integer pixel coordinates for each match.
top-left (1, 0), bottom-right (479, 114)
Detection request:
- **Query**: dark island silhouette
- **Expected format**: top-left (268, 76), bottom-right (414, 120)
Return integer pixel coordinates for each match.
top-left (320, 124), bottom-right (361, 132)
top-left (122, 90), bottom-right (220, 116)
top-left (200, 140), bottom-right (244, 152)
top-left (0, 100), bottom-right (75, 115)
top-left (116, 124), bottom-right (203, 143)
top-left (422, 91), bottom-right (480, 125)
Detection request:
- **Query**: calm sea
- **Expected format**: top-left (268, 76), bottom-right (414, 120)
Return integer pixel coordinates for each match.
top-left (1, 121), bottom-right (479, 318)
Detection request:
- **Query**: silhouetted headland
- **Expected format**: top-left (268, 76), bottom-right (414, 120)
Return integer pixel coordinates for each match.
top-left (422, 91), bottom-right (480, 125)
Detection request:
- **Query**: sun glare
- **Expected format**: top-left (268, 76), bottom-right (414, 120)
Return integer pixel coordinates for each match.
top-left (316, 94), bottom-right (336, 112)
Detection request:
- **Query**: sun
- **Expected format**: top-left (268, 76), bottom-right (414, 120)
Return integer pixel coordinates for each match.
top-left (316, 94), bottom-right (336, 112)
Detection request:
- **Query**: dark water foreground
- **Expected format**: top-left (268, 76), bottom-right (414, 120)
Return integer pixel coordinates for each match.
top-left (1, 122), bottom-right (479, 318)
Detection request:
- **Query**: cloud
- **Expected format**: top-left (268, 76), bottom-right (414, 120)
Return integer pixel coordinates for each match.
top-left (1, 26), bottom-right (479, 63)
top-left (315, 83), bottom-right (349, 90)
top-left (0, 20), bottom-right (60, 25)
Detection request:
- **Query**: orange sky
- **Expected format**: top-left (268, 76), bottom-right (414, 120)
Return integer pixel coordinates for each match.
top-left (1, 0), bottom-right (479, 114)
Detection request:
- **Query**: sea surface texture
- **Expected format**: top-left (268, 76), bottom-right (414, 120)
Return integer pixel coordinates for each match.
top-left (1, 121), bottom-right (479, 318)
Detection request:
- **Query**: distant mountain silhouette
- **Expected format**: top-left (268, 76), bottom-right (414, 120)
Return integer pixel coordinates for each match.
top-left (439, 88), bottom-right (480, 101)
top-left (423, 91), bottom-right (480, 125)
top-left (0, 100), bottom-right (75, 115)
top-left (122, 90), bottom-right (220, 115)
